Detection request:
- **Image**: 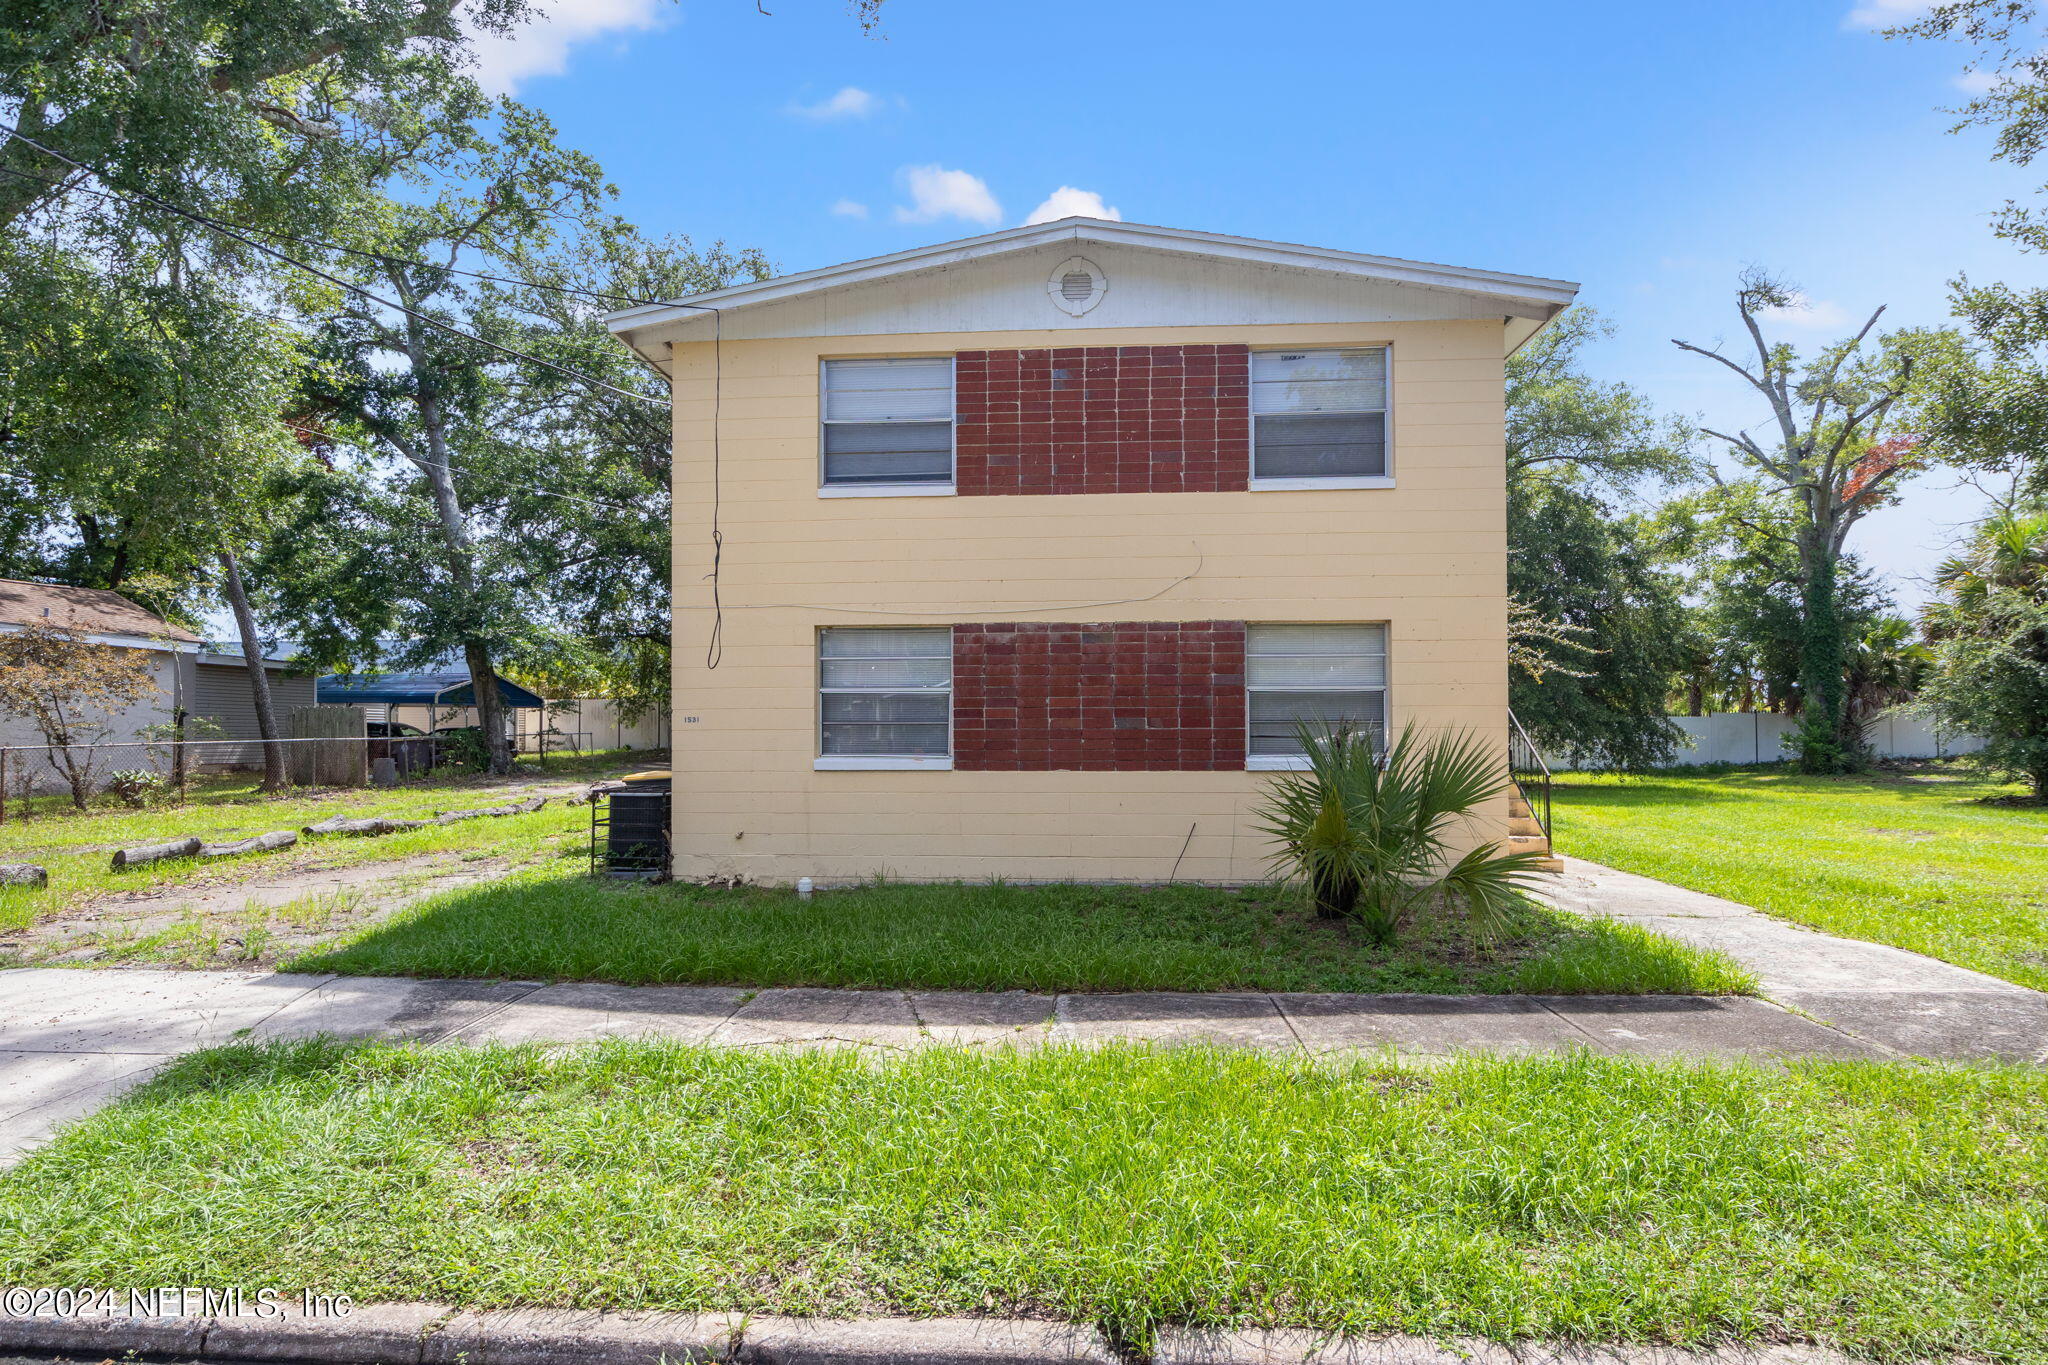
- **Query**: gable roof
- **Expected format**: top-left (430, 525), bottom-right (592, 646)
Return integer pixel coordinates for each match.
top-left (0, 578), bottom-right (203, 647)
top-left (605, 216), bottom-right (1580, 341)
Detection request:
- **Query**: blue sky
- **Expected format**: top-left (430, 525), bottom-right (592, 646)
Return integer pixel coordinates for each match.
top-left (476, 0), bottom-right (2045, 609)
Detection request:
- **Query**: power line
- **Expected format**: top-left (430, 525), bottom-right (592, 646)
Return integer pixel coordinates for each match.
top-left (0, 163), bottom-right (667, 309)
top-left (0, 124), bottom-right (670, 410)
top-left (282, 419), bottom-right (655, 513)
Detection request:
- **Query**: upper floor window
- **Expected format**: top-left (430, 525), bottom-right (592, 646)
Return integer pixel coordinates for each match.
top-left (821, 357), bottom-right (955, 490)
top-left (1251, 348), bottom-right (1388, 484)
top-left (1245, 623), bottom-right (1388, 767)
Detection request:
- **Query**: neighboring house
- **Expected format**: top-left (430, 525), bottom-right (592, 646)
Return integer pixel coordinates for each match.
top-left (0, 580), bottom-right (311, 779)
top-left (606, 217), bottom-right (1577, 883)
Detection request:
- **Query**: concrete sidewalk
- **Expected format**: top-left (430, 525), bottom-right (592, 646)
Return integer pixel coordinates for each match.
top-left (0, 969), bottom-right (1886, 1165)
top-left (5, 854), bottom-right (2044, 1164)
top-left (1530, 857), bottom-right (2048, 1065)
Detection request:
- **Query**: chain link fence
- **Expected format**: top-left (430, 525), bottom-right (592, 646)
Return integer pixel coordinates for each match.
top-left (0, 735), bottom-right (446, 822)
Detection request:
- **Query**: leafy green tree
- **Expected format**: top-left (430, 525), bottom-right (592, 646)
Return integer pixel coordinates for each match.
top-left (1504, 308), bottom-right (1694, 769)
top-left (1672, 276), bottom-right (1959, 772)
top-left (1917, 508), bottom-right (2048, 799)
top-left (0, 1), bottom-right (533, 229)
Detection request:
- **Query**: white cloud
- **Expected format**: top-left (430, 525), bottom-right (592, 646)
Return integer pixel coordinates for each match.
top-left (1024, 186), bottom-right (1122, 225)
top-left (1844, 0), bottom-right (1927, 31)
top-left (465, 0), bottom-right (664, 95)
top-left (830, 198), bottom-right (870, 219)
top-left (892, 165), bottom-right (1003, 225)
top-left (1954, 67), bottom-right (2003, 94)
top-left (1756, 294), bottom-right (1855, 329)
top-left (790, 86), bottom-right (883, 120)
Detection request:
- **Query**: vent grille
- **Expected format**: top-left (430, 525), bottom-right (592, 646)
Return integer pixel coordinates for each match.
top-left (1046, 255), bottom-right (1107, 316)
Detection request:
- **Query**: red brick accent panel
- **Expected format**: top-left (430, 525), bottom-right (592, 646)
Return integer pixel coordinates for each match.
top-left (952, 621), bottom-right (1247, 771)
top-left (954, 345), bottom-right (1250, 496)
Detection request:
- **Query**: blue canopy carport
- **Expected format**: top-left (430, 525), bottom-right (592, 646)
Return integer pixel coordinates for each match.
top-left (317, 670), bottom-right (548, 773)
top-left (316, 671), bottom-right (545, 713)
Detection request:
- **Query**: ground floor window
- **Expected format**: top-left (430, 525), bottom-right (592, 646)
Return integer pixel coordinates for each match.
top-left (1246, 623), bottom-right (1387, 756)
top-left (818, 627), bottom-right (952, 757)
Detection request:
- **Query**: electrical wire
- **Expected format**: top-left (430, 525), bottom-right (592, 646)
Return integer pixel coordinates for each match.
top-left (0, 162), bottom-right (666, 308)
top-left (280, 420), bottom-right (645, 513)
top-left (6, 123), bottom-right (731, 667)
top-left (0, 124), bottom-right (669, 409)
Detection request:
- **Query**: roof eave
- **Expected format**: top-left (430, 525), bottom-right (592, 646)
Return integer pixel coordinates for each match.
top-left (605, 217), bottom-right (1581, 340)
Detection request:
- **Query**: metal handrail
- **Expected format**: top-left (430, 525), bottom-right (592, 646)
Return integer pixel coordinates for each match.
top-left (1507, 708), bottom-right (1552, 843)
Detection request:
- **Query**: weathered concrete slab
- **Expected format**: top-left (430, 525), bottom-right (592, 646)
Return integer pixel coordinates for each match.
top-left (0, 967), bottom-right (328, 1054)
top-left (426, 1308), bottom-right (742, 1365)
top-left (1053, 992), bottom-right (1301, 1051)
top-left (712, 988), bottom-right (923, 1049)
top-left (1156, 1329), bottom-right (1467, 1365)
top-left (458, 982), bottom-right (748, 1046)
top-left (1539, 995), bottom-right (1887, 1060)
top-left (207, 1300), bottom-right (452, 1364)
top-left (739, 1315), bottom-right (1116, 1365)
top-left (1636, 915), bottom-right (2015, 996)
top-left (253, 976), bottom-right (540, 1044)
top-left (0, 1058), bottom-right (167, 1166)
top-left (0, 1309), bottom-right (209, 1358)
top-left (1774, 987), bottom-right (2048, 1064)
top-left (908, 991), bottom-right (1056, 1046)
top-left (1273, 994), bottom-right (1589, 1058)
top-left (0, 1047), bottom-right (165, 1121)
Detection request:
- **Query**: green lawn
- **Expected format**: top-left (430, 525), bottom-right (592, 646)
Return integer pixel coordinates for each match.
top-left (5, 1040), bottom-right (2042, 1360)
top-left (1552, 763), bottom-right (2048, 991)
top-left (289, 863), bottom-right (1753, 995)
top-left (0, 754), bottom-right (658, 937)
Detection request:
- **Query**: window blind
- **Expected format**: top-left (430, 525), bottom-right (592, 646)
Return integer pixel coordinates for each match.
top-left (1251, 349), bottom-right (1388, 479)
top-left (822, 357), bottom-right (954, 486)
top-left (819, 627), bottom-right (952, 756)
top-left (1246, 623), bottom-right (1388, 755)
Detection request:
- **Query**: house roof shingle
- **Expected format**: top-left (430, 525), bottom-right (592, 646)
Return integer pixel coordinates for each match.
top-left (0, 578), bottom-right (203, 645)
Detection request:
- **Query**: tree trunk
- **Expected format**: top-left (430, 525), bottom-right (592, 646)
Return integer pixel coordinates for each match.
top-left (218, 547), bottom-right (288, 793)
top-left (401, 292), bottom-right (513, 777)
top-left (464, 639), bottom-right (513, 775)
top-left (1794, 536), bottom-right (1853, 774)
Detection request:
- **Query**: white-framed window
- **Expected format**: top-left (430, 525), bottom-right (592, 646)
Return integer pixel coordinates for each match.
top-left (1245, 623), bottom-right (1388, 768)
top-left (816, 627), bottom-right (953, 769)
top-left (820, 357), bottom-right (955, 493)
top-left (1250, 348), bottom-right (1390, 486)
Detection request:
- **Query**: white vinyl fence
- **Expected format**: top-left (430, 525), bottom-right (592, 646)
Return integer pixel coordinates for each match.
top-left (1546, 712), bottom-right (1987, 770)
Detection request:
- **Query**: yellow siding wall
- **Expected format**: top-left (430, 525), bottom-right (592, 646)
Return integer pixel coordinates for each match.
top-left (668, 319), bottom-right (1508, 884)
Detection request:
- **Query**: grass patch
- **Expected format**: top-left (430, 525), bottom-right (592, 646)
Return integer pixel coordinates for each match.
top-left (290, 864), bottom-right (1753, 995)
top-left (1553, 762), bottom-right (2048, 991)
top-left (0, 754), bottom-right (657, 937)
top-left (3, 1039), bottom-right (2042, 1359)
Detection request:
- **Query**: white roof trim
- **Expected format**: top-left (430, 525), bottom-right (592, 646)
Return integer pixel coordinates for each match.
top-left (606, 217), bottom-right (1580, 337)
top-left (0, 622), bottom-right (197, 654)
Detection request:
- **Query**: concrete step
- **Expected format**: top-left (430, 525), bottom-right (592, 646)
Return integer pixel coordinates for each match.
top-left (1509, 816), bottom-right (1546, 837)
top-left (1508, 795), bottom-right (1533, 819)
top-left (1527, 856), bottom-right (1565, 873)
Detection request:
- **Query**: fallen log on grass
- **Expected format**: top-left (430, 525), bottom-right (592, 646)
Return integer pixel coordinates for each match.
top-left (433, 795), bottom-right (549, 825)
top-left (300, 815), bottom-right (427, 838)
top-left (0, 863), bottom-right (48, 888)
top-left (198, 830), bottom-right (297, 861)
top-left (110, 836), bottom-right (202, 870)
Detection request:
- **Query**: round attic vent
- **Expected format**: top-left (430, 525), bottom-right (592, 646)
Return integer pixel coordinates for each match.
top-left (1046, 256), bottom-right (1106, 316)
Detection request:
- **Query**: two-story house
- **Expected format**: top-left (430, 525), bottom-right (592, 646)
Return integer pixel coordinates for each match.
top-left (606, 218), bottom-right (1577, 884)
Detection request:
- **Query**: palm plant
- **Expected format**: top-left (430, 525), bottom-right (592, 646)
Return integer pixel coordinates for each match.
top-left (1252, 722), bottom-right (1552, 946)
